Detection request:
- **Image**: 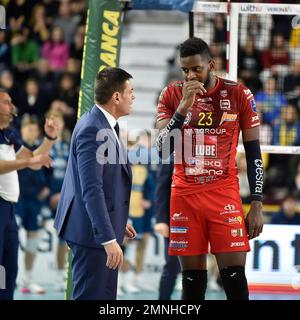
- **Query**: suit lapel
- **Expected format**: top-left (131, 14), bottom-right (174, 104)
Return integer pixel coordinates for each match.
top-left (92, 106), bottom-right (131, 180)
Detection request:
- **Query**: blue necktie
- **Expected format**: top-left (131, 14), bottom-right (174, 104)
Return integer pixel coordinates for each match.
top-left (114, 123), bottom-right (120, 138)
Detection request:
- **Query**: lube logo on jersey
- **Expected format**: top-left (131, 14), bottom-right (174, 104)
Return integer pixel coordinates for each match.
top-left (194, 145), bottom-right (216, 157)
top-left (219, 112), bottom-right (237, 125)
top-left (220, 99), bottom-right (231, 111)
top-left (194, 135), bottom-right (217, 158)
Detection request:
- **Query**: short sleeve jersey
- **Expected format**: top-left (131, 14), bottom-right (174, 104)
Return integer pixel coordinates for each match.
top-left (156, 77), bottom-right (260, 196)
top-left (0, 127), bottom-right (23, 202)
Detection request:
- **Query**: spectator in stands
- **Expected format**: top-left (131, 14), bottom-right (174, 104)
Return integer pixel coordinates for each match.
top-left (42, 26), bottom-right (69, 72)
top-left (0, 30), bottom-right (10, 70)
top-left (283, 60), bottom-right (300, 103)
top-left (256, 76), bottom-right (287, 125)
top-left (239, 11), bottom-right (273, 51)
top-left (42, 0), bottom-right (59, 26)
top-left (18, 78), bottom-right (50, 121)
top-left (271, 195), bottom-right (300, 225)
top-left (53, 0), bottom-right (79, 44)
top-left (256, 109), bottom-right (273, 146)
top-left (273, 103), bottom-right (300, 146)
top-left (290, 26), bottom-right (300, 49)
top-left (288, 161), bottom-right (300, 197)
top-left (28, 4), bottom-right (50, 45)
top-left (31, 59), bottom-right (54, 97)
top-left (261, 33), bottom-right (289, 76)
top-left (7, 0), bottom-right (34, 33)
top-left (65, 58), bottom-right (81, 86)
top-left (238, 37), bottom-right (262, 92)
top-left (55, 73), bottom-right (79, 130)
top-left (17, 115), bottom-right (50, 294)
top-left (214, 56), bottom-right (226, 78)
top-left (193, 13), bottom-right (213, 45)
top-left (213, 14), bottom-right (226, 45)
top-left (236, 153), bottom-right (251, 204)
top-left (0, 69), bottom-right (22, 116)
top-left (11, 28), bottom-right (40, 81)
top-left (56, 73), bottom-right (78, 112)
top-left (69, 25), bottom-right (84, 61)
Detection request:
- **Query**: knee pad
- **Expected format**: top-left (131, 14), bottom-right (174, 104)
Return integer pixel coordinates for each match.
top-left (25, 237), bottom-right (40, 254)
top-left (182, 269), bottom-right (207, 300)
top-left (220, 266), bottom-right (249, 300)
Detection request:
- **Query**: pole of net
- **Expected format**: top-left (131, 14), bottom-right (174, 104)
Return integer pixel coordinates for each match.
top-left (226, 0), bottom-right (231, 79)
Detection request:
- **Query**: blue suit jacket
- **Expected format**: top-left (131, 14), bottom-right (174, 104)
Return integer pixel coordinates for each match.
top-left (54, 106), bottom-right (132, 248)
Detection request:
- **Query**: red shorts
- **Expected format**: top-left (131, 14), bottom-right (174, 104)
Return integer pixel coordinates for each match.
top-left (169, 184), bottom-right (250, 256)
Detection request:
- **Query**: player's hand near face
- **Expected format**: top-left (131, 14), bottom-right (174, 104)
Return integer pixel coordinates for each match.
top-left (178, 80), bottom-right (207, 116)
top-left (245, 201), bottom-right (264, 240)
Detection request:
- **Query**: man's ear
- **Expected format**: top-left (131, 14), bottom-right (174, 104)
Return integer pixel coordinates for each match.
top-left (112, 92), bottom-right (120, 104)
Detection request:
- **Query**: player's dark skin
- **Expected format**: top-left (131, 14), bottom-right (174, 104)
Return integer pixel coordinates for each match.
top-left (156, 54), bottom-right (264, 271)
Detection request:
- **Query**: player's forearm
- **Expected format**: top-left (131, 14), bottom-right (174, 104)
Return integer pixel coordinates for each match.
top-left (0, 159), bottom-right (29, 174)
top-left (156, 112), bottom-right (186, 159)
top-left (33, 137), bottom-right (55, 156)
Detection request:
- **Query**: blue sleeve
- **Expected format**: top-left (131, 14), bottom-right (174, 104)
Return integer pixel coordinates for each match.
top-left (7, 128), bottom-right (23, 153)
top-left (76, 125), bottom-right (116, 244)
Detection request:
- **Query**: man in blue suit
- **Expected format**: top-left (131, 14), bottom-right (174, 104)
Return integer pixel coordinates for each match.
top-left (54, 67), bottom-right (136, 300)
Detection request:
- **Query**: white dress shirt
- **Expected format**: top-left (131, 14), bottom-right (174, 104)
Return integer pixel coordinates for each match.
top-left (95, 104), bottom-right (119, 246)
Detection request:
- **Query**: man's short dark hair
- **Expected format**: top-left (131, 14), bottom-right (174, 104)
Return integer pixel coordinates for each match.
top-left (94, 67), bottom-right (133, 105)
top-left (179, 37), bottom-right (212, 60)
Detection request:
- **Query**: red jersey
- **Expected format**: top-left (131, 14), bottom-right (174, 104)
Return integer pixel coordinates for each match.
top-left (156, 77), bottom-right (260, 196)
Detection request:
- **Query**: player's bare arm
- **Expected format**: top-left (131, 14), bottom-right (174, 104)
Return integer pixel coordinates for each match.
top-left (242, 126), bottom-right (264, 240)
